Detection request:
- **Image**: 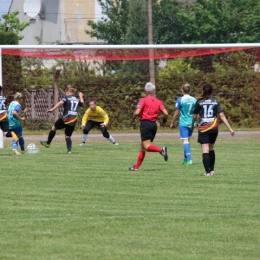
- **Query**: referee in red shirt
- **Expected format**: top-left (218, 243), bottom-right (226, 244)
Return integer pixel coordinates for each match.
top-left (129, 82), bottom-right (169, 171)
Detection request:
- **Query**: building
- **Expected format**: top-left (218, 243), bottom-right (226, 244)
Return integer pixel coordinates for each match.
top-left (8, 0), bottom-right (198, 45)
top-left (9, 0), bottom-right (102, 45)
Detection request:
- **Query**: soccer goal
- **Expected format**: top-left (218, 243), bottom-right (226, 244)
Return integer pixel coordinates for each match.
top-left (1, 43), bottom-right (260, 147)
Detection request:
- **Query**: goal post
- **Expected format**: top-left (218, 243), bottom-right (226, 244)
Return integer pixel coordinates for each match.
top-left (0, 43), bottom-right (260, 148)
top-left (0, 48), bottom-right (3, 148)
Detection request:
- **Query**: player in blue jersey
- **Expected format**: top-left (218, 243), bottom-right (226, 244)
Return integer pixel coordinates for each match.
top-left (0, 86), bottom-right (19, 145)
top-left (41, 85), bottom-right (84, 154)
top-left (170, 83), bottom-right (197, 165)
top-left (8, 92), bottom-right (30, 155)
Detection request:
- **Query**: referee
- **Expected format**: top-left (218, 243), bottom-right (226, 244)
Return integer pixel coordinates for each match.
top-left (129, 82), bottom-right (168, 171)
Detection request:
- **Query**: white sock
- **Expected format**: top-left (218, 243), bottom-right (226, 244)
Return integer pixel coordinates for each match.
top-left (108, 135), bottom-right (116, 144)
top-left (82, 134), bottom-right (88, 143)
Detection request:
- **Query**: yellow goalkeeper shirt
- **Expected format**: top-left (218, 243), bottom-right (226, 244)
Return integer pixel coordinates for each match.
top-left (82, 106), bottom-right (109, 125)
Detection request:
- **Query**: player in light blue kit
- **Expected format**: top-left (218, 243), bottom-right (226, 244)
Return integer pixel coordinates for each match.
top-left (170, 83), bottom-right (197, 165)
top-left (8, 92), bottom-right (30, 155)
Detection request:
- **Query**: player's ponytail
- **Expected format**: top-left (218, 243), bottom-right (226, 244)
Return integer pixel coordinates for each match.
top-left (197, 84), bottom-right (213, 101)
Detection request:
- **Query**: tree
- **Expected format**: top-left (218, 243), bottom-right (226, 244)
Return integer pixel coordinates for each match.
top-left (0, 11), bottom-right (30, 40)
top-left (125, 0), bottom-right (148, 44)
top-left (87, 0), bottom-right (260, 45)
top-left (86, 0), bottom-right (151, 75)
top-left (153, 0), bottom-right (185, 44)
top-left (86, 0), bottom-right (129, 44)
top-left (123, 0), bottom-right (149, 75)
top-left (154, 0), bottom-right (260, 44)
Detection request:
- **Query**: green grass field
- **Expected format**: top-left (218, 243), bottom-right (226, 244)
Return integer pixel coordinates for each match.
top-left (1, 133), bottom-right (259, 260)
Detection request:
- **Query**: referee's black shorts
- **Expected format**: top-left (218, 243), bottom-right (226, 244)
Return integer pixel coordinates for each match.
top-left (198, 127), bottom-right (218, 144)
top-left (140, 120), bottom-right (157, 142)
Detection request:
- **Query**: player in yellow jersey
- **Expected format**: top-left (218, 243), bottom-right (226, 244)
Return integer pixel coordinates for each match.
top-left (79, 100), bottom-right (118, 146)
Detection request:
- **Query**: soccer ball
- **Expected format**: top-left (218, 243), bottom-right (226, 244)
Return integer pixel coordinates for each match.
top-left (27, 143), bottom-right (39, 154)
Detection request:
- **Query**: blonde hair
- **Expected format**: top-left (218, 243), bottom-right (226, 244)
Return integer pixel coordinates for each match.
top-left (14, 92), bottom-right (23, 100)
top-left (181, 83), bottom-right (191, 94)
top-left (66, 85), bottom-right (77, 94)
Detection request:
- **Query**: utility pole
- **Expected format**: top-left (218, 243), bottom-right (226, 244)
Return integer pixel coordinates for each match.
top-left (148, 0), bottom-right (155, 85)
top-left (54, 68), bottom-right (61, 122)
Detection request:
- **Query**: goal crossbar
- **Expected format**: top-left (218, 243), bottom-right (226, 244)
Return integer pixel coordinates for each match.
top-left (0, 44), bottom-right (258, 61)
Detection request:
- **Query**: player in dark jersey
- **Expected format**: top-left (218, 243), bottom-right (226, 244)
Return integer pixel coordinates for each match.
top-left (129, 82), bottom-right (169, 171)
top-left (41, 85), bottom-right (84, 154)
top-left (191, 84), bottom-right (234, 176)
top-left (0, 86), bottom-right (19, 144)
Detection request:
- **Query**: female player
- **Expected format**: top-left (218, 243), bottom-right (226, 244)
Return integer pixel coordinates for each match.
top-left (41, 85), bottom-right (84, 154)
top-left (191, 84), bottom-right (234, 176)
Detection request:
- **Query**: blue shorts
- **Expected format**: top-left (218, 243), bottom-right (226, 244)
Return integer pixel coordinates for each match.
top-left (179, 125), bottom-right (193, 139)
top-left (9, 125), bottom-right (23, 137)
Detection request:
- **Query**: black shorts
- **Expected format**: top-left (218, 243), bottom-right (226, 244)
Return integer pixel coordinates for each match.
top-left (84, 120), bottom-right (109, 138)
top-left (54, 118), bottom-right (75, 137)
top-left (0, 119), bottom-right (9, 132)
top-left (140, 120), bottom-right (157, 142)
top-left (198, 128), bottom-right (218, 144)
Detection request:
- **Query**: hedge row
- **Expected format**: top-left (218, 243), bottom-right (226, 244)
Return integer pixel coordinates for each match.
top-left (56, 70), bottom-right (260, 129)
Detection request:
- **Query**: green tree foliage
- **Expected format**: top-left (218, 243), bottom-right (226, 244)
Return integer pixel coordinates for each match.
top-left (21, 58), bottom-right (54, 88)
top-left (86, 0), bottom-right (260, 44)
top-left (0, 30), bottom-right (21, 98)
top-left (85, 0), bottom-right (129, 44)
top-left (0, 31), bottom-right (18, 44)
top-left (0, 11), bottom-right (29, 96)
top-left (158, 59), bottom-right (199, 78)
top-left (21, 58), bottom-right (97, 90)
top-left (153, 0), bottom-right (184, 44)
top-left (125, 0), bottom-right (148, 44)
top-left (154, 0), bottom-right (260, 44)
top-left (0, 11), bottom-right (30, 40)
top-left (86, 0), bottom-right (150, 76)
top-left (123, 0), bottom-right (149, 75)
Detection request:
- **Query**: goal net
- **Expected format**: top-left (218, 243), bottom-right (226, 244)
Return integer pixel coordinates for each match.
top-left (1, 44), bottom-right (260, 133)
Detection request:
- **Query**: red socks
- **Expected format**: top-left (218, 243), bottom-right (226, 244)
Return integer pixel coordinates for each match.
top-left (135, 150), bottom-right (146, 169)
top-left (147, 145), bottom-right (162, 153)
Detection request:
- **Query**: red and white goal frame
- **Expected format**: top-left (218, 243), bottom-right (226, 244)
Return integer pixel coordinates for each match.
top-left (1, 43), bottom-right (260, 147)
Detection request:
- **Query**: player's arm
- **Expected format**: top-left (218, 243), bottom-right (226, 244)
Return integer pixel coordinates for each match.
top-left (161, 108), bottom-right (168, 126)
top-left (133, 108), bottom-right (141, 119)
top-left (170, 109), bottom-right (179, 129)
top-left (81, 109), bottom-right (89, 127)
top-left (190, 114), bottom-right (197, 129)
top-left (219, 112), bottom-right (235, 136)
top-left (13, 109), bottom-right (25, 121)
top-left (78, 92), bottom-right (84, 106)
top-left (100, 107), bottom-right (109, 126)
top-left (47, 100), bottom-right (64, 113)
top-left (190, 100), bottom-right (199, 129)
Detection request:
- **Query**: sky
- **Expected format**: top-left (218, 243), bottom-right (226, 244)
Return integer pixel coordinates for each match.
top-left (0, 0), bottom-right (12, 17)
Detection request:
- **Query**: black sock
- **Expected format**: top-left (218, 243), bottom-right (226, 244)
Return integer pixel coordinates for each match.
top-left (66, 137), bottom-right (72, 151)
top-left (209, 150), bottom-right (215, 172)
top-left (202, 153), bottom-right (211, 173)
top-left (47, 130), bottom-right (56, 144)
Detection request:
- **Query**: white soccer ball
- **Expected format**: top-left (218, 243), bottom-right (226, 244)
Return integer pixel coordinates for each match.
top-left (27, 143), bottom-right (39, 154)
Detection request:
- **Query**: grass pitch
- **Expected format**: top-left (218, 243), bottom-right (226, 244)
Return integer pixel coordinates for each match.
top-left (0, 133), bottom-right (259, 259)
